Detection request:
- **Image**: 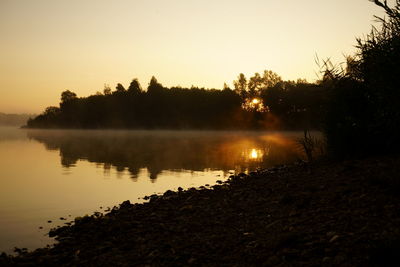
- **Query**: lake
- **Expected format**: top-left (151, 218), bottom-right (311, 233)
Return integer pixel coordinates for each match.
top-left (0, 127), bottom-right (309, 253)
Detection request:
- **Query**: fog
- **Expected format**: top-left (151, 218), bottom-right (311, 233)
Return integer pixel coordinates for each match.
top-left (26, 129), bottom-right (309, 180)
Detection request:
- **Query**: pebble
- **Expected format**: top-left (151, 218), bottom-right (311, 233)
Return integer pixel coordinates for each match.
top-left (322, 257), bottom-right (331, 263)
top-left (326, 231), bottom-right (336, 238)
top-left (329, 235), bottom-right (339, 243)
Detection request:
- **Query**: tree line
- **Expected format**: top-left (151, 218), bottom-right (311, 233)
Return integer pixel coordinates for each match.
top-left (26, 74), bottom-right (327, 130)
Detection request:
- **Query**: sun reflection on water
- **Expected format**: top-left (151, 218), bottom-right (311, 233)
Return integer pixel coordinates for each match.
top-left (245, 148), bottom-right (268, 161)
top-left (250, 148), bottom-right (259, 159)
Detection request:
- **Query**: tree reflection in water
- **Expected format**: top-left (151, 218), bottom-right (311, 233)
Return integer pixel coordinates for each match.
top-left (27, 130), bottom-right (304, 181)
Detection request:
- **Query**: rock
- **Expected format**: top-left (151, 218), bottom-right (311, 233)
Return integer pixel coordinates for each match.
top-left (265, 255), bottom-right (280, 265)
top-left (163, 190), bottom-right (175, 197)
top-left (329, 235), bottom-right (339, 243)
top-left (120, 200), bottom-right (132, 208)
top-left (280, 194), bottom-right (294, 205)
top-left (179, 205), bottom-right (193, 211)
top-left (334, 254), bottom-right (346, 264)
top-left (326, 232), bottom-right (336, 238)
top-left (322, 256), bottom-right (331, 263)
top-left (187, 257), bottom-right (196, 264)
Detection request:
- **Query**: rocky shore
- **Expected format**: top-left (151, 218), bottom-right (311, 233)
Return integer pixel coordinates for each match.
top-left (1, 156), bottom-right (400, 266)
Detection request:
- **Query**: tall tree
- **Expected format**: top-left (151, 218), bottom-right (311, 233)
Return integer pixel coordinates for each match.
top-left (147, 76), bottom-right (164, 94)
top-left (128, 78), bottom-right (142, 94)
top-left (103, 84), bottom-right (112, 95)
top-left (261, 70), bottom-right (282, 88)
top-left (115, 83), bottom-right (126, 93)
top-left (60, 90), bottom-right (77, 105)
top-left (248, 72), bottom-right (263, 97)
top-left (60, 90), bottom-right (78, 110)
top-left (233, 73), bottom-right (247, 98)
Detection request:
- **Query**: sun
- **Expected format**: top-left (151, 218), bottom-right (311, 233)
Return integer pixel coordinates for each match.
top-left (241, 97), bottom-right (267, 112)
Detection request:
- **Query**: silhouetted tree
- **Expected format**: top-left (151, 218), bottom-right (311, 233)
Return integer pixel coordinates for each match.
top-left (223, 83), bottom-right (230, 90)
top-left (128, 78), bottom-right (142, 95)
top-left (103, 84), bottom-right (112, 95)
top-left (60, 90), bottom-right (77, 107)
top-left (115, 83), bottom-right (126, 93)
top-left (233, 73), bottom-right (247, 98)
top-left (248, 72), bottom-right (263, 97)
top-left (147, 76), bottom-right (164, 94)
top-left (261, 70), bottom-right (282, 88)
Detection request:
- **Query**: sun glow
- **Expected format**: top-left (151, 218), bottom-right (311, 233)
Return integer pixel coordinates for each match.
top-left (250, 148), bottom-right (259, 159)
top-left (248, 148), bottom-right (268, 160)
top-left (242, 98), bottom-right (267, 112)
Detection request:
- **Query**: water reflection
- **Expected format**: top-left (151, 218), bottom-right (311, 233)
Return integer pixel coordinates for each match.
top-left (248, 148), bottom-right (266, 161)
top-left (26, 130), bottom-right (304, 180)
top-left (0, 129), bottom-right (309, 253)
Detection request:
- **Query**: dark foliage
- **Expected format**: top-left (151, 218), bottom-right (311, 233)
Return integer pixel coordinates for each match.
top-left (324, 0), bottom-right (400, 156)
top-left (261, 81), bottom-right (327, 129)
top-left (27, 76), bottom-right (327, 130)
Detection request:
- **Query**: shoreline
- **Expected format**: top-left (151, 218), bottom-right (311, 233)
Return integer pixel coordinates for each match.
top-left (2, 156), bottom-right (400, 266)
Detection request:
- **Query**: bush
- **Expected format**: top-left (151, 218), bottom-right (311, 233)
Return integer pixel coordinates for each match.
top-left (324, 0), bottom-right (400, 156)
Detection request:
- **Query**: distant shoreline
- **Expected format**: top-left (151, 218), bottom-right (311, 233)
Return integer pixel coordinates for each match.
top-left (0, 113), bottom-right (35, 128)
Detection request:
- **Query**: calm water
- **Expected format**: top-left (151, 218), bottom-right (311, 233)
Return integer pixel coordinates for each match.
top-left (0, 127), bottom-right (308, 253)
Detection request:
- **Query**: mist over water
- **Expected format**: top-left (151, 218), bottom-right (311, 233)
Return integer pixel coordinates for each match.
top-left (27, 129), bottom-right (306, 178)
top-left (0, 127), bottom-right (308, 253)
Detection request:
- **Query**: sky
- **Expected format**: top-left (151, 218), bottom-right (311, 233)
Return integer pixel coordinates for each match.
top-left (0, 0), bottom-right (390, 114)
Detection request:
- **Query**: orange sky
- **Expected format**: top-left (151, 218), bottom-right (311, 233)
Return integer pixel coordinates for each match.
top-left (0, 0), bottom-right (388, 113)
